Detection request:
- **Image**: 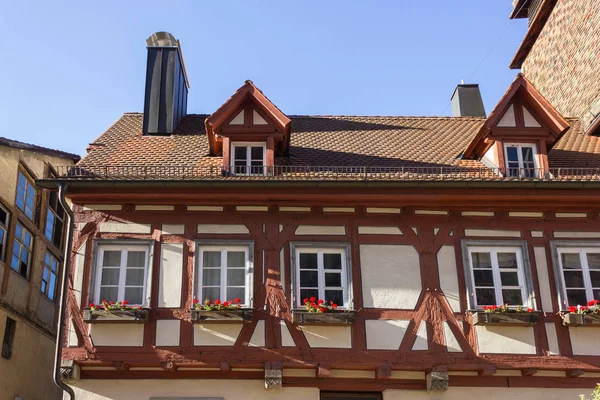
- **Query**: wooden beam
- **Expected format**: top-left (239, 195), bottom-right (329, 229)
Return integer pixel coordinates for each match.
top-left (318, 363), bottom-right (331, 379)
top-left (521, 368), bottom-right (538, 376)
top-left (566, 369), bottom-right (585, 378)
top-left (376, 364), bottom-right (392, 379)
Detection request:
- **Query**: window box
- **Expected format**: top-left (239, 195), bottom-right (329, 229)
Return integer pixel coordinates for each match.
top-left (292, 310), bottom-right (356, 326)
top-left (190, 309), bottom-right (253, 323)
top-left (561, 313), bottom-right (600, 327)
top-left (472, 311), bottom-right (540, 326)
top-left (83, 308), bottom-right (150, 324)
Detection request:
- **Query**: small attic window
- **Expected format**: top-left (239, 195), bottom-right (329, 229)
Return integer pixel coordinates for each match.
top-left (504, 143), bottom-right (537, 178)
top-left (231, 142), bottom-right (266, 175)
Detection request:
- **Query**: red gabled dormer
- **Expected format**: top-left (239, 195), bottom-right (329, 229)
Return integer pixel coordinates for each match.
top-left (205, 80), bottom-right (291, 175)
top-left (463, 73), bottom-right (570, 178)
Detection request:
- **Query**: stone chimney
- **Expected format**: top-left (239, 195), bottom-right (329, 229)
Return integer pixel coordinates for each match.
top-left (450, 83), bottom-right (486, 117)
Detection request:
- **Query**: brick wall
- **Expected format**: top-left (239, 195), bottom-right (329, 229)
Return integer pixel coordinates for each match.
top-left (521, 0), bottom-right (600, 128)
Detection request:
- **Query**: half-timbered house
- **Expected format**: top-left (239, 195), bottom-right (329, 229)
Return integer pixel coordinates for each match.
top-left (41, 32), bottom-right (600, 400)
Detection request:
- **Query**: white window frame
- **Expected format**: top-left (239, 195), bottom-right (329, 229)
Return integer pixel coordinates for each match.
top-left (552, 243), bottom-right (600, 309)
top-left (0, 204), bottom-right (9, 261)
top-left (504, 143), bottom-right (538, 178)
top-left (461, 240), bottom-right (535, 309)
top-left (41, 251), bottom-right (59, 301)
top-left (231, 142), bottom-right (266, 176)
top-left (291, 243), bottom-right (352, 309)
top-left (92, 243), bottom-right (151, 306)
top-left (11, 222), bottom-right (33, 278)
top-left (196, 243), bottom-right (253, 307)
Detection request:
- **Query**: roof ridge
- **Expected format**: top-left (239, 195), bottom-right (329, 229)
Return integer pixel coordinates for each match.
top-left (0, 136), bottom-right (80, 160)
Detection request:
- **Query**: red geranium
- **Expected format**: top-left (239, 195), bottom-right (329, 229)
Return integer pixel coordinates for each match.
top-left (309, 296), bottom-right (316, 302)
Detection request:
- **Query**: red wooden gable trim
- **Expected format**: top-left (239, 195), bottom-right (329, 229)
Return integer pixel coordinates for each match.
top-left (205, 80), bottom-right (291, 156)
top-left (463, 73), bottom-right (569, 159)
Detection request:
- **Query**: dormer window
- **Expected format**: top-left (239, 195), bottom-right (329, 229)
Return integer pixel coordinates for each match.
top-left (232, 142), bottom-right (266, 175)
top-left (504, 143), bottom-right (537, 178)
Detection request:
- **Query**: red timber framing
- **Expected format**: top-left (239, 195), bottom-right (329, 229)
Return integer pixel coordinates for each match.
top-left (463, 73), bottom-right (569, 167)
top-left (204, 80), bottom-right (292, 162)
top-left (59, 184), bottom-right (600, 391)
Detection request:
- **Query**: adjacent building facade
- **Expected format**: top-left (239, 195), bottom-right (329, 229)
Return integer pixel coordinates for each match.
top-left (0, 138), bottom-right (79, 399)
top-left (510, 0), bottom-right (600, 133)
top-left (42, 32), bottom-right (600, 400)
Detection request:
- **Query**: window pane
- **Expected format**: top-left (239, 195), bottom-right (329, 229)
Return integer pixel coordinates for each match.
top-left (227, 251), bottom-right (245, 268)
top-left (15, 224), bottom-right (22, 240)
top-left (125, 269), bottom-right (144, 285)
top-left (325, 290), bottom-right (344, 306)
top-left (41, 281), bottom-right (47, 293)
top-left (521, 146), bottom-right (534, 162)
top-left (45, 211), bottom-right (55, 241)
top-left (43, 268), bottom-right (49, 281)
top-left (101, 268), bottom-right (120, 285)
top-left (473, 269), bottom-right (494, 287)
top-left (202, 269), bottom-right (220, 286)
top-left (0, 207), bottom-right (7, 224)
top-left (590, 271), bottom-right (600, 287)
top-left (299, 253), bottom-right (317, 269)
top-left (593, 289), bottom-right (600, 300)
top-left (202, 287), bottom-right (220, 302)
top-left (567, 290), bottom-right (588, 307)
top-left (124, 287), bottom-right (143, 304)
top-left (587, 253), bottom-right (600, 270)
top-left (325, 272), bottom-right (342, 287)
top-left (561, 253), bottom-right (582, 269)
top-left (300, 288), bottom-right (318, 302)
top-left (324, 253), bottom-right (342, 270)
top-left (500, 271), bottom-right (520, 286)
top-left (48, 274), bottom-right (56, 300)
top-left (497, 252), bottom-right (518, 269)
top-left (251, 146), bottom-right (263, 159)
top-left (23, 232), bottom-right (32, 248)
top-left (506, 146), bottom-right (518, 162)
top-left (564, 271), bottom-right (585, 287)
top-left (227, 269), bottom-right (245, 286)
top-left (300, 270), bottom-right (318, 287)
top-left (203, 251), bottom-right (221, 268)
top-left (226, 287), bottom-right (245, 302)
top-left (502, 289), bottom-right (523, 305)
top-left (99, 287), bottom-right (118, 302)
top-left (127, 251), bottom-right (146, 268)
top-left (103, 251), bottom-right (121, 267)
top-left (475, 288), bottom-right (496, 305)
top-left (234, 146), bottom-right (246, 160)
top-left (471, 252), bottom-right (492, 269)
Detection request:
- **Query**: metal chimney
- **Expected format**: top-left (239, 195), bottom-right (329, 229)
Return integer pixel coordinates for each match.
top-left (450, 84), bottom-right (486, 117)
top-left (142, 32), bottom-right (190, 135)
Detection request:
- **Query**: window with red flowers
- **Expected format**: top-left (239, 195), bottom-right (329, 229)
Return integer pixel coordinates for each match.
top-left (552, 244), bottom-right (600, 309)
top-left (291, 243), bottom-right (353, 309)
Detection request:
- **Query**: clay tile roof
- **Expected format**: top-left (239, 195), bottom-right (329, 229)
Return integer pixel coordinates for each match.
top-left (0, 136), bottom-right (80, 161)
top-left (72, 112), bottom-right (599, 181)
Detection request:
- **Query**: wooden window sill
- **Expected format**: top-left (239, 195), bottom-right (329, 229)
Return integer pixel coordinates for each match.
top-left (472, 311), bottom-right (540, 326)
top-left (82, 308), bottom-right (150, 324)
top-left (561, 313), bottom-right (600, 327)
top-left (190, 309), bottom-right (253, 324)
top-left (292, 310), bottom-right (356, 326)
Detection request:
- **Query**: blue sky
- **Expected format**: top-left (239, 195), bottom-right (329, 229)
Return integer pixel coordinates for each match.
top-left (0, 1), bottom-right (527, 156)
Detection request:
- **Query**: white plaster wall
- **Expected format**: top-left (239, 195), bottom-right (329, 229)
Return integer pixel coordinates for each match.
top-left (323, 207), bottom-right (355, 212)
top-left (67, 379), bottom-right (319, 400)
top-left (156, 320), bottom-right (180, 346)
top-left (98, 222), bottom-right (152, 234)
top-left (236, 206), bottom-right (269, 211)
top-left (534, 247), bottom-right (553, 312)
top-left (475, 326), bottom-right (536, 354)
top-left (546, 322), bottom-right (559, 355)
top-left (366, 207), bottom-right (401, 214)
top-left (437, 246), bottom-right (460, 312)
top-left (300, 325), bottom-right (351, 348)
top-left (412, 320), bottom-right (428, 350)
top-left (464, 229), bottom-right (521, 238)
top-left (162, 224), bottom-right (185, 234)
top-left (365, 320), bottom-right (410, 350)
top-left (158, 243), bottom-right (183, 308)
top-left (443, 322), bottom-right (462, 352)
top-left (249, 320), bottom-right (265, 347)
top-left (482, 143), bottom-right (498, 167)
top-left (83, 204), bottom-right (123, 211)
top-left (280, 321), bottom-right (295, 347)
top-left (74, 242), bottom-right (87, 307)
top-left (135, 205), bottom-right (174, 211)
top-left (360, 245), bottom-right (421, 309)
top-left (497, 104), bottom-right (516, 127)
top-left (187, 205), bottom-right (223, 211)
top-left (358, 226), bottom-right (403, 235)
top-left (570, 327), bottom-right (600, 356)
top-left (89, 324), bottom-right (144, 347)
top-left (197, 224), bottom-right (249, 234)
top-left (279, 206), bottom-right (310, 212)
top-left (554, 231), bottom-right (600, 238)
top-left (295, 225), bottom-right (346, 235)
top-left (523, 107), bottom-right (542, 127)
top-left (68, 319), bottom-right (79, 347)
top-left (194, 323), bottom-right (243, 346)
top-left (383, 387), bottom-right (585, 400)
top-left (509, 211), bottom-right (544, 218)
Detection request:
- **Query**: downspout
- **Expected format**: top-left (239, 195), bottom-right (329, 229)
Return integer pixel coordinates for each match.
top-left (54, 182), bottom-right (76, 399)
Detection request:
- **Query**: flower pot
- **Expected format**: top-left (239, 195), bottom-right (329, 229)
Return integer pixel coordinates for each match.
top-left (561, 313), bottom-right (600, 327)
top-left (292, 310), bottom-right (356, 326)
top-left (190, 309), bottom-right (253, 323)
top-left (472, 311), bottom-right (539, 326)
top-left (83, 308), bottom-right (150, 324)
